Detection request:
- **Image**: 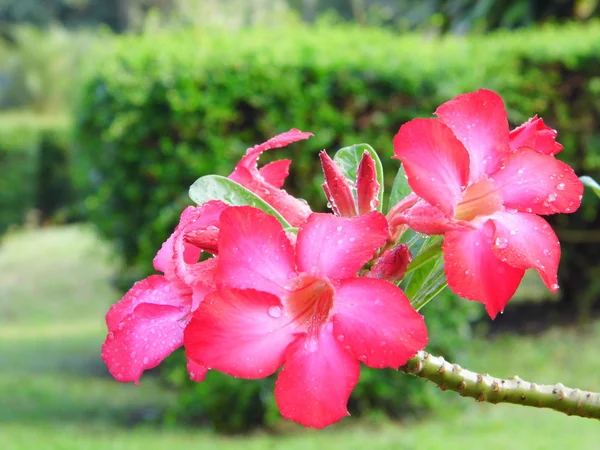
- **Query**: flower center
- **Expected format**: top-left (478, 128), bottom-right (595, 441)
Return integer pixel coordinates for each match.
top-left (454, 178), bottom-right (503, 221)
top-left (285, 274), bottom-right (335, 336)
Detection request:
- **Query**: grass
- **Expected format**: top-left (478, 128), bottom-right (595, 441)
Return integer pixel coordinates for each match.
top-left (1, 225), bottom-right (599, 449)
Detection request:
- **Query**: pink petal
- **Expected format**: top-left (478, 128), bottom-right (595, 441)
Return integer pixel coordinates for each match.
top-left (390, 200), bottom-right (474, 235)
top-left (356, 151), bottom-right (380, 215)
top-left (187, 358), bottom-right (208, 383)
top-left (490, 211), bottom-right (560, 292)
top-left (332, 278), bottom-right (427, 368)
top-left (184, 289), bottom-right (298, 379)
top-left (443, 222), bottom-right (525, 319)
top-left (259, 159), bottom-right (292, 189)
top-left (366, 244), bottom-right (412, 283)
top-left (509, 116), bottom-right (563, 155)
top-left (275, 325), bottom-right (360, 428)
top-left (153, 201), bottom-right (229, 285)
top-left (105, 275), bottom-right (190, 331)
top-left (491, 147), bottom-right (583, 215)
top-left (435, 89), bottom-right (510, 182)
top-left (320, 151), bottom-right (358, 217)
top-left (102, 303), bottom-right (187, 384)
top-left (393, 118), bottom-right (469, 217)
top-left (296, 212), bottom-right (389, 279)
top-left (228, 129), bottom-right (313, 227)
top-left (216, 207), bottom-right (295, 297)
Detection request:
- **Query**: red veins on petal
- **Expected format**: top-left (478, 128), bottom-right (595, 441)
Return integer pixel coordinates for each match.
top-left (102, 275), bottom-right (192, 384)
top-left (320, 151), bottom-right (357, 217)
top-left (356, 151), bottom-right (381, 215)
top-left (274, 325), bottom-right (360, 429)
top-left (228, 129), bottom-right (313, 227)
top-left (509, 116), bottom-right (563, 155)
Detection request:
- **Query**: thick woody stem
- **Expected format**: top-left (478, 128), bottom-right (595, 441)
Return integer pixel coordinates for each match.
top-left (400, 351), bottom-right (600, 420)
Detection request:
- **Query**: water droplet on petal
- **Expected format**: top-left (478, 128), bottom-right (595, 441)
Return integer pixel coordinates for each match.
top-left (494, 237), bottom-right (508, 249)
top-left (142, 357), bottom-right (149, 365)
top-left (556, 183), bottom-right (565, 191)
top-left (267, 305), bottom-right (283, 318)
top-left (358, 355), bottom-right (368, 363)
top-left (336, 225), bottom-right (343, 231)
top-left (337, 334), bottom-right (345, 342)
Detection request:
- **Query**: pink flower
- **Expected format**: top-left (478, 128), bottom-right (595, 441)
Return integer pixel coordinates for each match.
top-left (101, 200), bottom-right (229, 384)
top-left (392, 89), bottom-right (583, 318)
top-left (184, 206), bottom-right (427, 428)
top-left (229, 129), bottom-right (313, 226)
top-left (320, 150), bottom-right (381, 217)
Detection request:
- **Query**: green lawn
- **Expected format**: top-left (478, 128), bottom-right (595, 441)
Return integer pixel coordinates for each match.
top-left (1, 225), bottom-right (599, 449)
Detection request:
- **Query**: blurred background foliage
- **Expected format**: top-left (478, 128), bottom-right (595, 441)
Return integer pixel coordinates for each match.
top-left (1, 0), bottom-right (600, 438)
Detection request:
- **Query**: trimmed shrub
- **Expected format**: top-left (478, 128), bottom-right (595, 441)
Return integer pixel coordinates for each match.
top-left (75, 22), bottom-right (600, 429)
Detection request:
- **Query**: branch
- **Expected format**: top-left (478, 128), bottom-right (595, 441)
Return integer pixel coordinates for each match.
top-left (400, 351), bottom-right (600, 420)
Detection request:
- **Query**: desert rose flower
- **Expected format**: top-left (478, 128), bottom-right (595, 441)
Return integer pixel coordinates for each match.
top-left (184, 206), bottom-right (427, 428)
top-left (392, 89), bottom-right (583, 318)
top-left (101, 200), bottom-right (229, 384)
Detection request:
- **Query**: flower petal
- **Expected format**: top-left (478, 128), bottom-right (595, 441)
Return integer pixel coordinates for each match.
top-left (216, 206), bottom-right (295, 297)
top-left (491, 147), bottom-right (583, 215)
top-left (436, 89), bottom-right (510, 182)
top-left (356, 151), bottom-right (380, 215)
top-left (490, 211), bottom-right (560, 292)
top-left (296, 212), bottom-right (389, 279)
top-left (105, 275), bottom-right (190, 331)
top-left (102, 303), bottom-right (187, 384)
top-left (509, 116), bottom-right (563, 155)
top-left (153, 201), bottom-right (229, 285)
top-left (187, 358), bottom-right (208, 383)
top-left (259, 159), bottom-right (292, 189)
top-left (391, 200), bottom-right (475, 235)
top-left (366, 244), bottom-right (412, 283)
top-left (443, 222), bottom-right (525, 319)
top-left (332, 278), bottom-right (427, 368)
top-left (275, 325), bottom-right (360, 428)
top-left (320, 151), bottom-right (357, 217)
top-left (228, 129), bottom-right (313, 227)
top-left (184, 289), bottom-right (297, 379)
top-left (393, 118), bottom-right (469, 217)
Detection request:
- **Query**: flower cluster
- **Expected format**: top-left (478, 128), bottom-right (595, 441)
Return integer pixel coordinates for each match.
top-left (102, 90), bottom-right (582, 428)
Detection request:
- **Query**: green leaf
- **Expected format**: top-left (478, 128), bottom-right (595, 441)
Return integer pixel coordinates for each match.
top-left (389, 164), bottom-right (412, 210)
top-left (400, 234), bottom-right (447, 311)
top-left (581, 176), bottom-right (600, 199)
top-left (189, 175), bottom-right (292, 228)
top-left (333, 143), bottom-right (384, 212)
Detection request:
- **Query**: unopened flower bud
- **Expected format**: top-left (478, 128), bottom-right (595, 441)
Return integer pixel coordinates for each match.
top-left (367, 244), bottom-right (412, 283)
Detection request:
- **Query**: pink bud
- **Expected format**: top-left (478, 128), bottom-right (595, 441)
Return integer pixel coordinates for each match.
top-left (319, 151), bottom-right (357, 217)
top-left (356, 151), bottom-right (380, 215)
top-left (367, 244), bottom-right (412, 283)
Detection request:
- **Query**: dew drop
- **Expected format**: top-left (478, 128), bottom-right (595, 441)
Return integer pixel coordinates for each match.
top-left (337, 239), bottom-right (343, 245)
top-left (337, 334), bottom-right (345, 342)
top-left (494, 237), bottom-right (508, 249)
top-left (142, 357), bottom-right (149, 365)
top-left (267, 305), bottom-right (283, 318)
top-left (551, 283), bottom-right (559, 290)
top-left (336, 225), bottom-right (343, 231)
top-left (358, 355), bottom-right (368, 363)
top-left (556, 183), bottom-right (565, 191)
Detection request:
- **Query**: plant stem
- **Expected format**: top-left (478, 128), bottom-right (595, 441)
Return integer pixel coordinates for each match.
top-left (400, 351), bottom-right (600, 420)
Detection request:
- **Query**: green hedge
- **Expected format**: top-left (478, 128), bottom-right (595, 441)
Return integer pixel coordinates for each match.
top-left (0, 113), bottom-right (72, 234)
top-left (75, 22), bottom-right (600, 429)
